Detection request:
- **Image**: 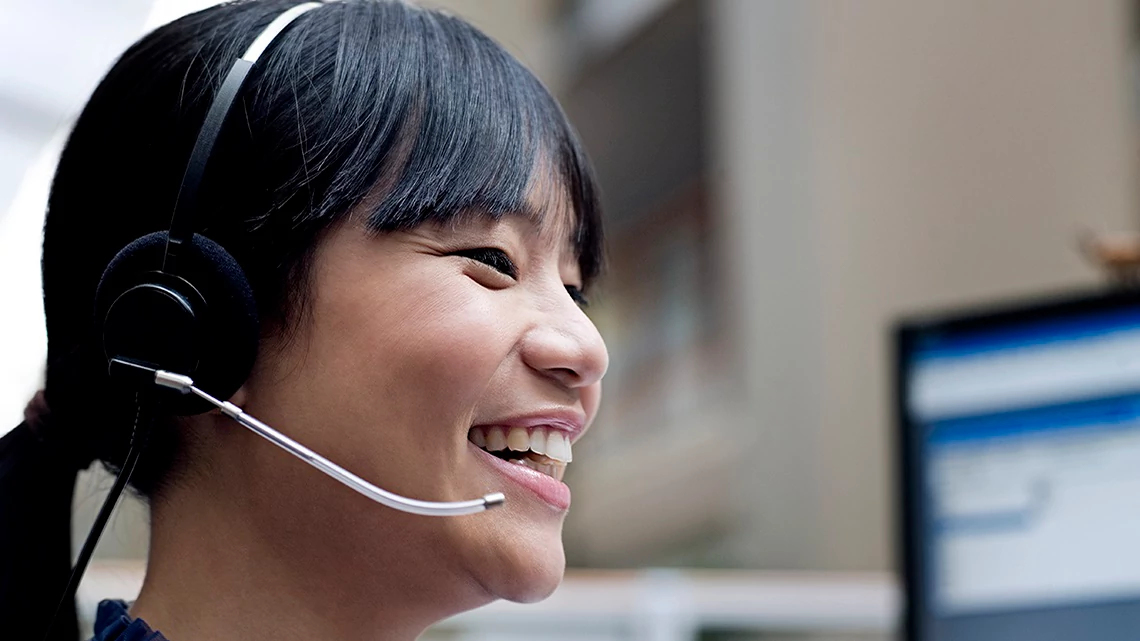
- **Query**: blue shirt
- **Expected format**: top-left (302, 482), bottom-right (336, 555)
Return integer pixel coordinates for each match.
top-left (91, 600), bottom-right (167, 641)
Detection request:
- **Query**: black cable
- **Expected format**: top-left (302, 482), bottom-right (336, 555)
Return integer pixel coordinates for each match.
top-left (43, 396), bottom-right (152, 641)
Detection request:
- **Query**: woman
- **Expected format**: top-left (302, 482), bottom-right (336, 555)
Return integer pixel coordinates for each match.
top-left (0, 1), bottom-right (608, 639)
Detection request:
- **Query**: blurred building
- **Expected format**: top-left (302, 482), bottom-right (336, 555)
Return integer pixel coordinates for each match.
top-left (488, 0), bottom-right (1138, 585)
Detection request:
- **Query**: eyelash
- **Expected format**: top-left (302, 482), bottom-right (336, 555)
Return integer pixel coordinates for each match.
top-left (452, 247), bottom-right (518, 279)
top-left (566, 285), bottom-right (590, 308)
top-left (451, 247), bottom-right (590, 307)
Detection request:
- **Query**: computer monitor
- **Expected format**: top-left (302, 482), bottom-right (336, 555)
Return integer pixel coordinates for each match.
top-left (896, 290), bottom-right (1140, 641)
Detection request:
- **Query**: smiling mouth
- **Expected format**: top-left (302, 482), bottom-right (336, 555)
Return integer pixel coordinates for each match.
top-left (468, 426), bottom-right (571, 482)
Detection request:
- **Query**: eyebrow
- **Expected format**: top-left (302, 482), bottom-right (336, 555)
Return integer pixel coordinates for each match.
top-left (449, 206), bottom-right (588, 284)
top-left (503, 200), bottom-right (547, 227)
top-left (500, 202), bottom-right (580, 256)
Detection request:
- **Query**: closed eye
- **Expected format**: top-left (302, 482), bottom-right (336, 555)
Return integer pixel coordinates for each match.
top-left (450, 247), bottom-right (518, 279)
top-left (566, 285), bottom-right (589, 308)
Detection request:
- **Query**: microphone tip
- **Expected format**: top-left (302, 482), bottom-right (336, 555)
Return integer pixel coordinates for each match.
top-left (483, 493), bottom-right (506, 509)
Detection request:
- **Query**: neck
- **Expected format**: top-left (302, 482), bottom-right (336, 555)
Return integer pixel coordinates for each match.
top-left (129, 425), bottom-right (490, 641)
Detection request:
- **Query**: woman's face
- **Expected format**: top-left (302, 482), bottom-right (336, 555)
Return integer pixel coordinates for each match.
top-left (230, 195), bottom-right (607, 611)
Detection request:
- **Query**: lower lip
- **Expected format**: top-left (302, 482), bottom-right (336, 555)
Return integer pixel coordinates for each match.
top-left (469, 442), bottom-right (571, 511)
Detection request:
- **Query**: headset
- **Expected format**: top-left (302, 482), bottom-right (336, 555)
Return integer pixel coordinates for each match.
top-left (46, 5), bottom-right (504, 638)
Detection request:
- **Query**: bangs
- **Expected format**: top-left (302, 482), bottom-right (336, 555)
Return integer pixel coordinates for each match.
top-left (245, 1), bottom-right (603, 284)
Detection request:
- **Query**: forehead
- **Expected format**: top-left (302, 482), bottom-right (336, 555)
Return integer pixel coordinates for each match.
top-left (517, 162), bottom-right (579, 259)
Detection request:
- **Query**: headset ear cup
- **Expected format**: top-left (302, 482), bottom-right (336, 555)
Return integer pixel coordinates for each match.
top-left (95, 231), bottom-right (260, 414)
top-left (178, 233), bottom-right (260, 408)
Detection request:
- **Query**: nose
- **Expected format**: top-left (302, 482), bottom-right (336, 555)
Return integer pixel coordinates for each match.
top-left (520, 299), bottom-right (609, 390)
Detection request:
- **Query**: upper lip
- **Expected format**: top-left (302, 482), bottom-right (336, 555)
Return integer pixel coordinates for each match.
top-left (472, 409), bottom-right (587, 442)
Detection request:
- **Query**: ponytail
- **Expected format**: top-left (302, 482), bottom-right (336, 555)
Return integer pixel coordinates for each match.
top-left (0, 394), bottom-right (97, 640)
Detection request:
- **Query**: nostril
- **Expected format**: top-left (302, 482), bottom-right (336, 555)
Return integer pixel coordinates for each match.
top-left (548, 366), bottom-right (579, 384)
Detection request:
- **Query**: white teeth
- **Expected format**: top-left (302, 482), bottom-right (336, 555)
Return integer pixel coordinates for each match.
top-left (470, 428), bottom-right (487, 448)
top-left (545, 431), bottom-right (572, 463)
top-left (485, 426), bottom-right (508, 451)
top-left (546, 463), bottom-right (566, 481)
top-left (469, 425), bottom-right (572, 464)
top-left (529, 429), bottom-right (547, 456)
top-left (510, 456), bottom-right (567, 481)
top-left (507, 427), bottom-right (530, 452)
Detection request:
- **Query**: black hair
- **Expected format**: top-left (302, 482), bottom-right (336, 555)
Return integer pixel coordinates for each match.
top-left (0, 1), bottom-right (602, 636)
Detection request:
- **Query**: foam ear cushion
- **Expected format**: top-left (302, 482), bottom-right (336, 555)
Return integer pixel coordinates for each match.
top-left (95, 232), bottom-right (260, 414)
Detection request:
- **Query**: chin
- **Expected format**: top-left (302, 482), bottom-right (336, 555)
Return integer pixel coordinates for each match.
top-left (499, 545), bottom-right (566, 604)
top-left (473, 524), bottom-right (568, 604)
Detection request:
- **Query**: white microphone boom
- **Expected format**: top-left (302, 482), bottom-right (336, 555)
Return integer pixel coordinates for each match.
top-left (153, 370), bottom-right (505, 516)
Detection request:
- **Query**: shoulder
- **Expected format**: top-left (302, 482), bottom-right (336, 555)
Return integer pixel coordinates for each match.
top-left (90, 599), bottom-right (167, 641)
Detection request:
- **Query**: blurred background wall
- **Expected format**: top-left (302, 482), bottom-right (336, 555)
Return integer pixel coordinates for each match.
top-left (711, 0), bottom-right (1138, 572)
top-left (2, 0), bottom-right (1139, 637)
top-left (558, 0), bottom-right (1139, 577)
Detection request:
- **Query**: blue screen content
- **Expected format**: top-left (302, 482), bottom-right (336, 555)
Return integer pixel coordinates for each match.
top-left (908, 307), bottom-right (1140, 640)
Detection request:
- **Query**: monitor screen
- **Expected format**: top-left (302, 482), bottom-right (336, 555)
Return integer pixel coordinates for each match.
top-left (899, 294), bottom-right (1140, 640)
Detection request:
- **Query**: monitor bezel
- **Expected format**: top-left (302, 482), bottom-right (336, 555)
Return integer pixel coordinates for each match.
top-left (893, 286), bottom-right (1140, 641)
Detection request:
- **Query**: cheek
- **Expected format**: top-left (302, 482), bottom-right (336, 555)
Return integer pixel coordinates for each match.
top-left (581, 382), bottom-right (603, 426)
top-left (309, 266), bottom-right (514, 442)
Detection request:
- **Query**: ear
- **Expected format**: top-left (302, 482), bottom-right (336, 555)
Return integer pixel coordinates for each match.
top-left (226, 384), bottom-right (250, 408)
